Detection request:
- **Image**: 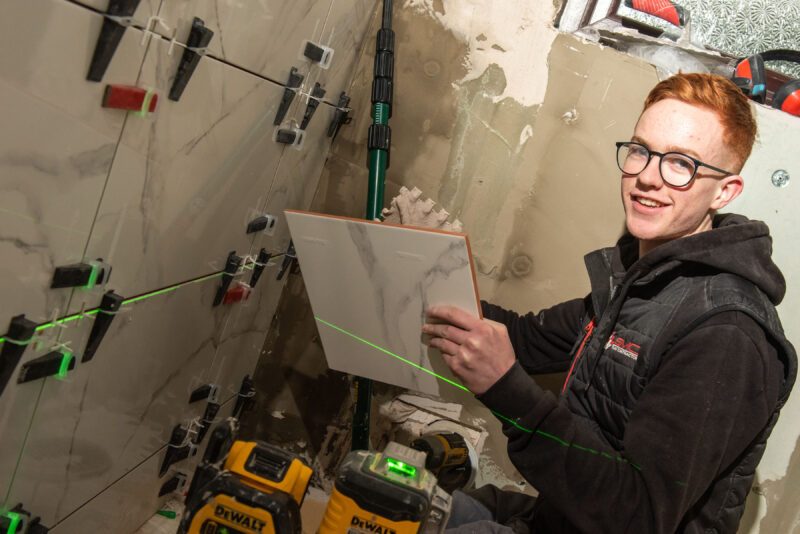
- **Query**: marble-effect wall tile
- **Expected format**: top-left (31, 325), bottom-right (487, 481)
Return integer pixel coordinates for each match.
top-left (5, 277), bottom-right (222, 526)
top-left (154, 0), bottom-right (376, 106)
top-left (0, 320), bottom-right (92, 511)
top-left (69, 0), bottom-right (161, 21)
top-left (0, 0), bottom-right (150, 329)
top-left (285, 211), bottom-right (481, 396)
top-left (78, 35), bottom-right (286, 304)
top-left (156, 1), bottom-right (332, 85)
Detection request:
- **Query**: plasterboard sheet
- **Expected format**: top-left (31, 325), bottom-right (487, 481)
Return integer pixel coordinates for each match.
top-left (285, 210), bottom-right (481, 396)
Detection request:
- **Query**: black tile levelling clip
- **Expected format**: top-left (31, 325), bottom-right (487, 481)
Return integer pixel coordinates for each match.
top-left (276, 241), bottom-right (297, 281)
top-left (274, 126), bottom-right (305, 149)
top-left (232, 375), bottom-right (256, 419)
top-left (158, 472), bottom-right (187, 497)
top-left (159, 424), bottom-right (198, 476)
top-left (196, 401), bottom-right (221, 443)
top-left (213, 251), bottom-right (243, 307)
top-left (300, 82), bottom-right (326, 130)
top-left (327, 91), bottom-right (352, 140)
top-left (0, 315), bottom-right (37, 398)
top-left (249, 248), bottom-right (272, 289)
top-left (168, 17), bottom-right (214, 101)
top-left (82, 290), bottom-right (125, 363)
top-left (0, 504), bottom-right (48, 533)
top-left (303, 41), bottom-right (335, 69)
top-left (18, 349), bottom-right (76, 384)
top-left (51, 259), bottom-right (111, 290)
top-left (86, 0), bottom-right (142, 82)
top-left (189, 383), bottom-right (218, 404)
top-left (274, 67), bottom-right (304, 125)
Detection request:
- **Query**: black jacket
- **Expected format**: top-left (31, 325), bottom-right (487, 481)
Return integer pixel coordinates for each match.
top-left (476, 214), bottom-right (796, 533)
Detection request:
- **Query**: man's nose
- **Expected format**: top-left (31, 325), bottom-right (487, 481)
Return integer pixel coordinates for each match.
top-left (637, 155), bottom-right (663, 187)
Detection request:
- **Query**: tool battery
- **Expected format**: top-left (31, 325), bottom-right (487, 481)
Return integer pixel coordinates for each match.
top-left (318, 442), bottom-right (447, 534)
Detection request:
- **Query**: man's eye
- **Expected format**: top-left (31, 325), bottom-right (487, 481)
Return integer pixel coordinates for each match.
top-left (629, 145), bottom-right (648, 157)
top-left (667, 155), bottom-right (694, 172)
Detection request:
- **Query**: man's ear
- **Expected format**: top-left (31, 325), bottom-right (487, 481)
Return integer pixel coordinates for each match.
top-left (710, 174), bottom-right (744, 210)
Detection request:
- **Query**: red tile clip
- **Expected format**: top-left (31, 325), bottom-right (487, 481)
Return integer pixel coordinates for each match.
top-left (222, 283), bottom-right (252, 305)
top-left (102, 85), bottom-right (158, 114)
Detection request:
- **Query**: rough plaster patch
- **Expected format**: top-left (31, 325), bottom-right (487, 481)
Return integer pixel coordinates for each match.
top-left (561, 108), bottom-right (579, 125)
top-left (404, 0), bottom-right (558, 106)
top-left (519, 124), bottom-right (534, 146)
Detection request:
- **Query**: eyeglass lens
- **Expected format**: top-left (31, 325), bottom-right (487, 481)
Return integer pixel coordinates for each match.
top-left (617, 143), bottom-right (696, 187)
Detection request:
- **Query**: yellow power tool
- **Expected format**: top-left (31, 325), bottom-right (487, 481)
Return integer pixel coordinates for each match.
top-left (179, 420), bottom-right (452, 533)
top-left (177, 418), bottom-right (312, 534)
top-left (318, 442), bottom-right (451, 534)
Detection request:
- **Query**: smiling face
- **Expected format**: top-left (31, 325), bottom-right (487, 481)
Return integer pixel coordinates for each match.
top-left (621, 98), bottom-right (744, 257)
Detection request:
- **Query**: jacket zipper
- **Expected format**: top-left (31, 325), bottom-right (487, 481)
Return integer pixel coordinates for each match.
top-left (562, 318), bottom-right (596, 393)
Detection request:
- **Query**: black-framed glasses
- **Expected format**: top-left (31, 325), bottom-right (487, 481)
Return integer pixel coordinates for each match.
top-left (615, 141), bottom-right (734, 188)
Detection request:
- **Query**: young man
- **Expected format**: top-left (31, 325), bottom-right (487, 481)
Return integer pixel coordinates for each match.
top-left (422, 73), bottom-right (797, 533)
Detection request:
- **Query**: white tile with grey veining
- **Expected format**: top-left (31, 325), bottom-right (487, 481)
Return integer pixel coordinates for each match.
top-left (6, 276), bottom-right (223, 526)
top-left (155, 0), bottom-right (333, 85)
top-left (203, 258), bottom-right (284, 406)
top-left (285, 211), bottom-right (481, 396)
top-left (254, 81), bottom-right (338, 258)
top-left (49, 395), bottom-right (239, 534)
top-left (0, 319), bottom-right (91, 513)
top-left (77, 34), bottom-right (286, 305)
top-left (206, 95), bottom-right (337, 402)
top-left (68, 0), bottom-right (161, 21)
top-left (153, 0), bottom-right (376, 106)
top-left (304, 0), bottom-right (377, 105)
top-left (0, 0), bottom-right (149, 329)
top-left (47, 445), bottom-right (167, 534)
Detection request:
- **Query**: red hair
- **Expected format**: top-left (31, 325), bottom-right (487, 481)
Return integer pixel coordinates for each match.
top-left (643, 73), bottom-right (757, 173)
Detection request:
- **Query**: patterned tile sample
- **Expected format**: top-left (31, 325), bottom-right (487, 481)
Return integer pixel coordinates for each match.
top-left (285, 211), bottom-right (481, 396)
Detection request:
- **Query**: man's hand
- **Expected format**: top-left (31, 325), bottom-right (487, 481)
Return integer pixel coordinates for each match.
top-left (422, 305), bottom-right (516, 394)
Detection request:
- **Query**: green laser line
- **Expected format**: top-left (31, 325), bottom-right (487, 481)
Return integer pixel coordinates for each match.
top-left (0, 254), bottom-right (284, 344)
top-left (313, 316), bottom-right (683, 481)
top-left (314, 316), bottom-right (469, 392)
top-left (0, 272), bottom-right (228, 345)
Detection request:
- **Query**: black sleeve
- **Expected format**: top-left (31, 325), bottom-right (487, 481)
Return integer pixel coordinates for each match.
top-left (482, 298), bottom-right (587, 374)
top-left (476, 311), bottom-right (784, 534)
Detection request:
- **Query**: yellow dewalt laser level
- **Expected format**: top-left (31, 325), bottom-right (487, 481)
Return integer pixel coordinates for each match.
top-left (318, 442), bottom-right (450, 534)
top-left (178, 419), bottom-right (312, 534)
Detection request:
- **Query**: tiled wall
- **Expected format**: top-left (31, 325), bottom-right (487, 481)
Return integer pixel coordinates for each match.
top-left (0, 0), bottom-right (374, 531)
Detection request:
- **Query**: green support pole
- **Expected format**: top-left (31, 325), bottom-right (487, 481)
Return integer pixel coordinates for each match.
top-left (353, 0), bottom-right (394, 451)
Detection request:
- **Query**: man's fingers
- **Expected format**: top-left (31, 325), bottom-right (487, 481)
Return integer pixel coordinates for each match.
top-left (427, 336), bottom-right (460, 356)
top-left (422, 322), bottom-right (469, 345)
top-left (426, 305), bottom-right (480, 330)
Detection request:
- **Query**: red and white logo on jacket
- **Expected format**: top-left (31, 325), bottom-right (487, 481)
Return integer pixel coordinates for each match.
top-left (605, 332), bottom-right (641, 361)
